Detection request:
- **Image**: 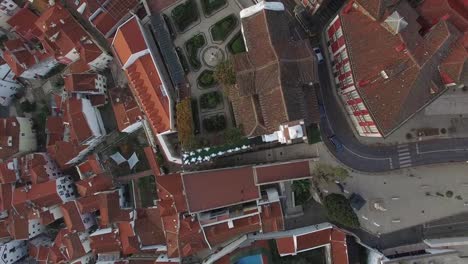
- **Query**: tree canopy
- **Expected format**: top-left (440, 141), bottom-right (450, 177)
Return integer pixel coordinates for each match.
top-left (323, 193), bottom-right (360, 228)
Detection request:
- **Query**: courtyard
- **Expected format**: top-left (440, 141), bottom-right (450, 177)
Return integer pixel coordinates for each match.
top-left (162, 0), bottom-right (246, 144)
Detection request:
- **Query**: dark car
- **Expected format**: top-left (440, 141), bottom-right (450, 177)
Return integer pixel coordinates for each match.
top-left (329, 135), bottom-right (344, 152)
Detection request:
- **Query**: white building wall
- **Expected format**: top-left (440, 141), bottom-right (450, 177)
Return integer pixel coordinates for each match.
top-left (28, 218), bottom-right (45, 239)
top-left (16, 117), bottom-right (37, 153)
top-left (0, 240), bottom-right (27, 264)
top-left (122, 119), bottom-right (143, 134)
top-left (0, 0), bottom-right (18, 30)
top-left (56, 175), bottom-right (76, 202)
top-left (94, 74), bottom-right (107, 94)
top-left (81, 98), bottom-right (106, 145)
top-left (20, 58), bottom-right (59, 79)
top-left (0, 64), bottom-right (21, 106)
top-left (89, 52), bottom-right (112, 70)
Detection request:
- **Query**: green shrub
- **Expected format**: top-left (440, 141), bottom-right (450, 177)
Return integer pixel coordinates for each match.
top-left (185, 34), bottom-right (206, 70)
top-left (201, 0), bottom-right (227, 15)
top-left (200, 91), bottom-right (222, 109)
top-left (198, 70), bottom-right (217, 88)
top-left (228, 32), bottom-right (246, 54)
top-left (210, 15), bottom-right (237, 42)
top-left (176, 98), bottom-right (194, 148)
top-left (324, 194), bottom-right (360, 228)
top-left (171, 0), bottom-right (199, 31)
top-left (203, 115), bottom-right (226, 132)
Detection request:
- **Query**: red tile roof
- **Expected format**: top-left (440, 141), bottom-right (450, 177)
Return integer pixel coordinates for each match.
top-left (99, 191), bottom-right (131, 226)
top-left (7, 212), bottom-right (29, 239)
top-left (417, 0), bottom-right (468, 32)
top-left (65, 97), bottom-right (94, 144)
top-left (260, 202), bottom-right (284, 233)
top-left (76, 154), bottom-right (104, 178)
top-left (296, 229), bottom-right (331, 251)
top-left (20, 153), bottom-right (58, 184)
top-left (7, 7), bottom-right (41, 41)
top-left (62, 232), bottom-right (87, 260)
top-left (118, 221), bottom-right (140, 255)
top-left (80, 43), bottom-right (104, 64)
top-left (276, 237), bottom-right (295, 255)
top-left (76, 195), bottom-right (101, 214)
top-left (255, 160), bottom-right (312, 185)
top-left (156, 173), bottom-right (187, 213)
top-left (92, 11), bottom-right (118, 36)
top-left (61, 201), bottom-right (86, 232)
top-left (0, 118), bottom-right (20, 160)
top-left (126, 54), bottom-right (171, 133)
top-left (26, 180), bottom-right (62, 208)
top-left (75, 174), bottom-right (113, 197)
top-left (64, 73), bottom-right (100, 93)
top-left (112, 16), bottom-right (146, 65)
top-left (90, 228), bottom-right (122, 253)
top-left (134, 208), bottom-right (165, 247)
top-left (204, 214), bottom-right (261, 246)
top-left (339, 1), bottom-right (464, 136)
top-left (0, 158), bottom-right (18, 184)
top-left (182, 167), bottom-right (260, 213)
top-left (232, 7), bottom-right (318, 136)
top-left (0, 183), bottom-right (13, 212)
top-left (109, 86), bottom-right (142, 132)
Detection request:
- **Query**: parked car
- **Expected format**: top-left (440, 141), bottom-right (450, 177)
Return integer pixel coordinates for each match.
top-left (314, 47), bottom-right (324, 63)
top-left (329, 135), bottom-right (344, 152)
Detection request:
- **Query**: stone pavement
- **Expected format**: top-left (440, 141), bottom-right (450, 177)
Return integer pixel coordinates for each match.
top-left (316, 141), bottom-right (468, 236)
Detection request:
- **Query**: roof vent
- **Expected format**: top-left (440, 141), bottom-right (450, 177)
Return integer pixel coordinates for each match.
top-left (383, 11), bottom-right (408, 35)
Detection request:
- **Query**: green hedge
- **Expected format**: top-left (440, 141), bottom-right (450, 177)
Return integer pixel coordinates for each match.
top-left (210, 14), bottom-right (237, 42)
top-left (185, 34), bottom-right (206, 70)
top-left (201, 0), bottom-right (227, 16)
top-left (171, 0), bottom-right (199, 31)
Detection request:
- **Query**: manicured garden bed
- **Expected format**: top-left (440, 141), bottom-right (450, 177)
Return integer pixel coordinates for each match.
top-left (171, 0), bottom-right (199, 32)
top-left (197, 70), bottom-right (217, 88)
top-left (203, 114), bottom-right (226, 132)
top-left (201, 0), bottom-right (227, 16)
top-left (228, 32), bottom-right (246, 54)
top-left (210, 14), bottom-right (237, 42)
top-left (185, 34), bottom-right (206, 70)
top-left (200, 91), bottom-right (223, 109)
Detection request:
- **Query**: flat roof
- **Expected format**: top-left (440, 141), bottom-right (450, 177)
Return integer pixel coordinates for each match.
top-left (182, 167), bottom-right (260, 213)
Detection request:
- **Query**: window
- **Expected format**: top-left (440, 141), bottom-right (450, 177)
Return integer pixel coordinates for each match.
top-left (21, 133), bottom-right (25, 136)
top-left (343, 62), bottom-right (351, 73)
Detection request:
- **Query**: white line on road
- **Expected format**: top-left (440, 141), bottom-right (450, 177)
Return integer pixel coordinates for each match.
top-left (398, 153), bottom-right (410, 158)
top-left (343, 145), bottom-right (390, 161)
top-left (398, 144), bottom-right (409, 149)
top-left (416, 147), bottom-right (468, 155)
top-left (399, 156), bottom-right (411, 161)
top-left (399, 160), bottom-right (411, 165)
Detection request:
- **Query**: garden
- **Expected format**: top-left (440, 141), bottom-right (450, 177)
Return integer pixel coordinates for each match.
top-left (201, 0), bottom-right (227, 16)
top-left (137, 175), bottom-right (157, 208)
top-left (185, 34), bottom-right (206, 70)
top-left (175, 47), bottom-right (190, 73)
top-left (203, 114), bottom-right (226, 132)
top-left (171, 0), bottom-right (199, 32)
top-left (200, 91), bottom-right (223, 110)
top-left (228, 32), bottom-right (246, 54)
top-left (197, 70), bottom-right (217, 88)
top-left (210, 14), bottom-right (237, 42)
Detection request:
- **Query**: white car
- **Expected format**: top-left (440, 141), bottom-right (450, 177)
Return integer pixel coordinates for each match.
top-left (314, 47), bottom-right (324, 63)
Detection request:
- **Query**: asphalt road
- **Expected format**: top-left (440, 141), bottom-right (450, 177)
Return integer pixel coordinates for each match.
top-left (315, 13), bottom-right (468, 173)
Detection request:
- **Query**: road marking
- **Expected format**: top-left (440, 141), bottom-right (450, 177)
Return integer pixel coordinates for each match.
top-left (397, 144), bottom-right (412, 168)
top-left (416, 147), bottom-right (468, 155)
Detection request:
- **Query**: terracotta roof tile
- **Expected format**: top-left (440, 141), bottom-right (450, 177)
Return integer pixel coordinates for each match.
top-left (109, 86), bottom-right (141, 132)
top-left (232, 7), bottom-right (317, 136)
top-left (255, 160), bottom-right (312, 185)
top-left (112, 16), bottom-right (146, 65)
top-left (296, 229), bottom-right (331, 251)
top-left (64, 73), bottom-right (100, 93)
top-left (7, 7), bottom-right (41, 40)
top-left (75, 174), bottom-right (113, 196)
top-left (276, 237), bottom-right (295, 255)
top-left (260, 202), bottom-right (284, 233)
top-left (182, 167), bottom-right (259, 213)
top-left (417, 0), bottom-right (468, 32)
top-left (134, 208), bottom-right (165, 247)
top-left (61, 201), bottom-right (86, 232)
top-left (203, 214), bottom-right (261, 246)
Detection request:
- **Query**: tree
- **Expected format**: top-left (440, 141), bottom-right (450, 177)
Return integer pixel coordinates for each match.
top-left (223, 126), bottom-right (245, 145)
top-left (292, 179), bottom-right (312, 205)
top-left (313, 163), bottom-right (349, 183)
top-left (176, 98), bottom-right (194, 149)
top-left (214, 59), bottom-right (236, 94)
top-left (323, 193), bottom-right (360, 228)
